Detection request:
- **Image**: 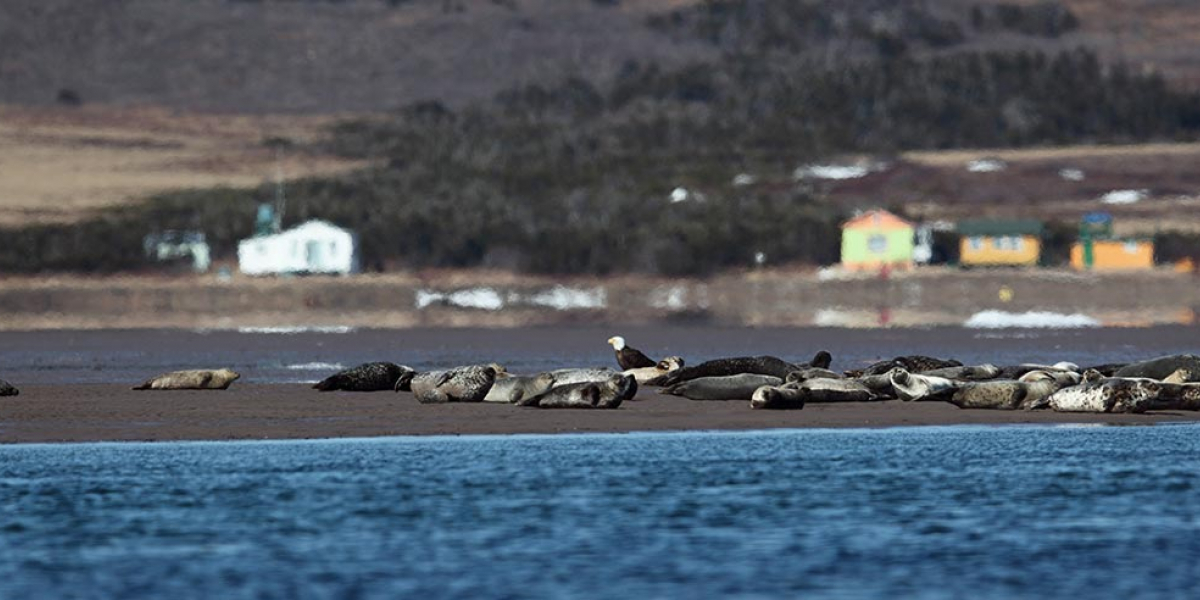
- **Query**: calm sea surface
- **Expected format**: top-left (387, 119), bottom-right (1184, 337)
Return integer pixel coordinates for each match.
top-left (2, 324), bottom-right (1199, 385)
top-left (4, 426), bottom-right (1200, 598)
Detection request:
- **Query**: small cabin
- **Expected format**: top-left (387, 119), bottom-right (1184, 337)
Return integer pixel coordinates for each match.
top-left (958, 219), bottom-right (1043, 267)
top-left (237, 220), bottom-right (357, 276)
top-left (1071, 239), bottom-right (1155, 271)
top-left (840, 210), bottom-right (915, 272)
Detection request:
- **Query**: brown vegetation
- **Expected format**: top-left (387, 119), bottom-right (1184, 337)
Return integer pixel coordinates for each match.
top-left (0, 105), bottom-right (365, 225)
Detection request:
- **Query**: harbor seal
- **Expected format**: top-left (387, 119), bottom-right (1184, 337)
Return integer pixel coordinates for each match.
top-left (750, 385), bottom-right (806, 410)
top-left (133, 369), bottom-right (240, 390)
top-left (1163, 367), bottom-right (1200, 384)
top-left (946, 372), bottom-right (1060, 410)
top-left (625, 356), bottom-right (685, 386)
top-left (0, 378), bottom-right (17, 397)
top-left (996, 362), bottom-right (1080, 380)
top-left (520, 373), bottom-right (636, 409)
top-left (780, 378), bottom-right (876, 403)
top-left (1141, 381), bottom-right (1200, 411)
top-left (1114, 354), bottom-right (1200, 380)
top-left (853, 371), bottom-right (898, 399)
top-left (406, 365), bottom-right (498, 404)
top-left (483, 373), bottom-right (557, 404)
top-left (1043, 370), bottom-right (1161, 413)
top-left (919, 364), bottom-right (1001, 381)
top-left (548, 367), bottom-right (618, 385)
top-left (313, 362), bottom-right (415, 392)
top-left (889, 369), bottom-right (957, 402)
top-left (661, 355), bottom-right (797, 386)
top-left (607, 336), bottom-right (656, 370)
top-left (660, 374), bottom-right (782, 401)
top-left (785, 368), bottom-right (844, 383)
top-left (851, 355), bottom-right (963, 377)
top-left (1081, 363), bottom-right (1127, 377)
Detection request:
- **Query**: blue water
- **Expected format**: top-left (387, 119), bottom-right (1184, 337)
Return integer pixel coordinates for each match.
top-left (4, 426), bottom-right (1200, 598)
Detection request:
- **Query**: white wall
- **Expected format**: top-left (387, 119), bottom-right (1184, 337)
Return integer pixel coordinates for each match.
top-left (238, 220), bottom-right (357, 276)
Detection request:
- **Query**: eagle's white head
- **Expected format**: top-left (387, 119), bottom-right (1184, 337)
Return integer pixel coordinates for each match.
top-left (607, 336), bottom-right (626, 351)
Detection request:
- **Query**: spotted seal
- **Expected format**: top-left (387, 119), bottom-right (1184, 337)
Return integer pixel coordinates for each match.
top-left (750, 385), bottom-right (806, 410)
top-left (660, 374), bottom-right (782, 401)
top-left (780, 378), bottom-right (875, 403)
top-left (919, 364), bottom-right (1001, 381)
top-left (661, 355), bottom-right (799, 386)
top-left (1114, 354), bottom-right (1200, 380)
top-left (889, 369), bottom-right (957, 402)
top-left (314, 362), bottom-right (415, 392)
top-left (785, 368), bottom-right (844, 383)
top-left (946, 371), bottom-right (1062, 410)
top-left (0, 378), bottom-right (17, 397)
top-left (519, 373), bottom-right (636, 409)
top-left (996, 362), bottom-right (1081, 380)
top-left (1043, 370), bottom-right (1161, 413)
top-left (483, 373), bottom-right (557, 404)
top-left (849, 355), bottom-right (963, 377)
top-left (548, 367), bottom-right (618, 385)
top-left (133, 369), bottom-right (240, 391)
top-left (406, 365), bottom-right (498, 404)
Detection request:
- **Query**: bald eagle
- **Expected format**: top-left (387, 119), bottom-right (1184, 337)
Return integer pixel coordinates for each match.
top-left (608, 336), bottom-right (656, 370)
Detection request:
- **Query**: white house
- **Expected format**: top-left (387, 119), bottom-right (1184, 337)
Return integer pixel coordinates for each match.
top-left (237, 220), bottom-right (357, 276)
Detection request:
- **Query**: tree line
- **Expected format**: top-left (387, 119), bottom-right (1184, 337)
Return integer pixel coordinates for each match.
top-left (4, 2), bottom-right (1200, 275)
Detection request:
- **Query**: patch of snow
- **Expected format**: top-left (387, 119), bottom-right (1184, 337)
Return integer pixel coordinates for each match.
top-left (670, 187), bottom-right (691, 203)
top-left (966, 158), bottom-right (1006, 173)
top-left (1100, 189), bottom-right (1148, 205)
top-left (650, 285), bottom-right (689, 310)
top-left (527, 286), bottom-right (606, 310)
top-left (794, 164), bottom-right (870, 180)
top-left (416, 288), bottom-right (505, 310)
top-left (964, 310), bottom-right (1099, 329)
top-left (1058, 168), bottom-right (1085, 181)
top-left (732, 173), bottom-right (757, 186)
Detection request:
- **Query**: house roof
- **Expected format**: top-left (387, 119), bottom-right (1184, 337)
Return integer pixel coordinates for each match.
top-left (841, 209), bottom-right (913, 231)
top-left (957, 219), bottom-right (1044, 236)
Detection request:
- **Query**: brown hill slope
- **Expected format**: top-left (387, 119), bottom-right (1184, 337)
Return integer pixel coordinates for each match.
top-left (1, 0), bottom-right (1198, 113)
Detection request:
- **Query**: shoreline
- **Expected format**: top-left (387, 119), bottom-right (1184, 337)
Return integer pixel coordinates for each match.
top-left (1, 268), bottom-right (1198, 330)
top-left (4, 383), bottom-right (1200, 444)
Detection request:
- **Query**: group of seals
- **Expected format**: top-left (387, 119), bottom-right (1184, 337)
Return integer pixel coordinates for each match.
top-left (102, 339), bottom-right (1200, 419)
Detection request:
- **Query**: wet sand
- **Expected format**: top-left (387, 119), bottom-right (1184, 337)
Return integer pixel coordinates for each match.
top-left (4, 384), bottom-right (1200, 444)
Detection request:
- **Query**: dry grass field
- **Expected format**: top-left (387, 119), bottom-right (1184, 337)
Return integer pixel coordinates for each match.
top-left (0, 105), bottom-right (367, 225)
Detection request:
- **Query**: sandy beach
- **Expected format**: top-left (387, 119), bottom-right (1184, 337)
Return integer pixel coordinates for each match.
top-left (3, 384), bottom-right (1198, 444)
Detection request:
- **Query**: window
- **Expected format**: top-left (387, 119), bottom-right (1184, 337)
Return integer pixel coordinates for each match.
top-left (993, 237), bottom-right (1005, 250)
top-left (867, 234), bottom-right (888, 254)
top-left (1013, 237), bottom-right (1024, 251)
top-left (969, 237), bottom-right (983, 251)
top-left (1124, 241), bottom-right (1139, 253)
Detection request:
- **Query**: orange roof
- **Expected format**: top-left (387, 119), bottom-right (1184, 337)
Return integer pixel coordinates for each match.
top-left (841, 209), bottom-right (913, 231)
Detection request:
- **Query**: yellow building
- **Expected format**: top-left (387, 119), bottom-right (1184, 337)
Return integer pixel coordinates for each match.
top-left (1071, 239), bottom-right (1155, 271)
top-left (958, 219), bottom-right (1043, 267)
top-left (840, 210), bottom-right (915, 272)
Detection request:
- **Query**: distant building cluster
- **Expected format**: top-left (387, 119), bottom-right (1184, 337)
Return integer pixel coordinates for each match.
top-left (840, 209), bottom-right (1159, 272)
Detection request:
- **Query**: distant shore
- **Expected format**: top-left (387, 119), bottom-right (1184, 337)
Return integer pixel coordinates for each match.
top-left (3, 384), bottom-right (1199, 444)
top-left (0, 268), bottom-right (1197, 330)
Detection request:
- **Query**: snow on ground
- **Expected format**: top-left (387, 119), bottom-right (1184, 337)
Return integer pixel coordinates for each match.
top-left (964, 310), bottom-right (1100, 329)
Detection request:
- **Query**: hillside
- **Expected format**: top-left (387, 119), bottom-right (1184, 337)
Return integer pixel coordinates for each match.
top-left (1, 0), bottom-right (1199, 113)
top-left (5, 0), bottom-right (1200, 276)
